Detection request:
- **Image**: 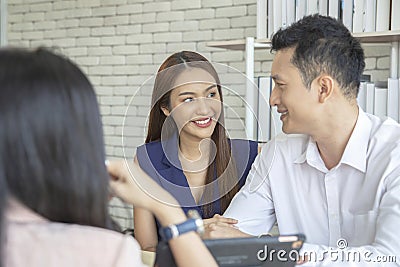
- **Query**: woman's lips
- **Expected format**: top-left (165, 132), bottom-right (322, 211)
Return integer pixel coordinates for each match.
top-left (192, 117), bottom-right (212, 128)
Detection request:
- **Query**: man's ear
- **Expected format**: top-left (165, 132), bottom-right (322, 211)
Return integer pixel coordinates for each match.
top-left (161, 106), bottom-right (170, 116)
top-left (316, 75), bottom-right (334, 103)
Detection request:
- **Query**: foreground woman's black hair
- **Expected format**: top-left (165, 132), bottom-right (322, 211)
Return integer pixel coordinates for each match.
top-left (0, 47), bottom-right (114, 229)
top-left (0, 173), bottom-right (5, 267)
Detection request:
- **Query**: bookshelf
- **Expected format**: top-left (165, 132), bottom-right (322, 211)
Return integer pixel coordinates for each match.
top-left (207, 0), bottom-right (400, 139)
top-left (207, 39), bottom-right (270, 51)
top-left (355, 30), bottom-right (400, 43)
top-left (207, 31), bottom-right (400, 50)
top-left (0, 0), bottom-right (7, 46)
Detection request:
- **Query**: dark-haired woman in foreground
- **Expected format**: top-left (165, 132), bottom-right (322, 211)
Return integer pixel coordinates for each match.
top-left (0, 47), bottom-right (217, 267)
top-left (0, 171), bottom-right (5, 267)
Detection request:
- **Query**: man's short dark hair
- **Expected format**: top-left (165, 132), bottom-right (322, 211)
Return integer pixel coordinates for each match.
top-left (271, 14), bottom-right (365, 99)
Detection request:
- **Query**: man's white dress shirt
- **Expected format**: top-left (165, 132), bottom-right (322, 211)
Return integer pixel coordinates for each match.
top-left (224, 108), bottom-right (400, 266)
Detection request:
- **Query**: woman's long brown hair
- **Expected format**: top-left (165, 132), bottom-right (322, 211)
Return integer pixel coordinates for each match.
top-left (146, 51), bottom-right (238, 217)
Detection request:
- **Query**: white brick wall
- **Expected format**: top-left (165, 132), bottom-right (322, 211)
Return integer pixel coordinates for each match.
top-left (7, 0), bottom-right (389, 230)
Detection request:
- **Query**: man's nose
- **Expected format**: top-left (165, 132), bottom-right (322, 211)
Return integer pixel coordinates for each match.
top-left (269, 87), bottom-right (280, 107)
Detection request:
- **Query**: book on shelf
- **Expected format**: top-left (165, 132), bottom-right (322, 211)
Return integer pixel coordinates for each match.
top-left (281, 0), bottom-right (288, 29)
top-left (256, 76), bottom-right (283, 142)
top-left (357, 74), bottom-right (371, 111)
top-left (392, 0), bottom-right (400, 30)
top-left (273, 0), bottom-right (283, 35)
top-left (328, 0), bottom-right (340, 19)
top-left (257, 77), bottom-right (272, 142)
top-left (340, 0), bottom-right (353, 31)
top-left (363, 0), bottom-right (376, 32)
top-left (366, 82), bottom-right (375, 114)
top-left (286, 0), bottom-right (296, 28)
top-left (268, 0), bottom-right (274, 37)
top-left (375, 0), bottom-right (390, 32)
top-left (318, 0), bottom-right (328, 16)
top-left (387, 78), bottom-right (399, 121)
top-left (352, 0), bottom-right (364, 33)
top-left (357, 82), bottom-right (367, 111)
top-left (256, 0), bottom-right (268, 39)
top-left (374, 82), bottom-right (388, 118)
top-left (307, 0), bottom-right (319, 15)
top-left (295, 0), bottom-right (307, 22)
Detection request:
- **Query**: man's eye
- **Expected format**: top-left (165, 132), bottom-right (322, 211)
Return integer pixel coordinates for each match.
top-left (183, 97), bottom-right (194, 103)
top-left (207, 92), bottom-right (216, 98)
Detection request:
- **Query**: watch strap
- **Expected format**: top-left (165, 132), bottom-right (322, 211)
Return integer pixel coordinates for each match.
top-left (160, 218), bottom-right (200, 241)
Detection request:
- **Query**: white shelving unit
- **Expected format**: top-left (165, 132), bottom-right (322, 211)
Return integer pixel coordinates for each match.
top-left (0, 0), bottom-right (7, 46)
top-left (207, 31), bottom-right (400, 139)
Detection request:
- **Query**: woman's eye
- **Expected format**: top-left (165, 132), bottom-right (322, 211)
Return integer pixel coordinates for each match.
top-left (207, 92), bottom-right (216, 98)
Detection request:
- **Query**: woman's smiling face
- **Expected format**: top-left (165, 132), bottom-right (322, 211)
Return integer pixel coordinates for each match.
top-left (161, 67), bottom-right (222, 142)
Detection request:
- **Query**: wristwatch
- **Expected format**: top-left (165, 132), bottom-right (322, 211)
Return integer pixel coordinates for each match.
top-left (160, 209), bottom-right (204, 241)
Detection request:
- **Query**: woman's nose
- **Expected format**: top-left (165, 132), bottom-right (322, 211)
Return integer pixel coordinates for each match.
top-left (195, 97), bottom-right (211, 115)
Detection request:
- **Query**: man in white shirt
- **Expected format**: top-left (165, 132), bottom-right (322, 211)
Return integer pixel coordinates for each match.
top-left (208, 15), bottom-right (400, 266)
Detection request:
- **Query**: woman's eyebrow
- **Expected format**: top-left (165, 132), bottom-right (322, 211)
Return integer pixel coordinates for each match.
top-left (178, 91), bottom-right (195, 96)
top-left (204, 83), bottom-right (217, 92)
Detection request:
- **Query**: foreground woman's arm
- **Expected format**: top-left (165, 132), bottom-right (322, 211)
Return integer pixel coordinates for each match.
top-left (107, 160), bottom-right (218, 267)
top-left (133, 156), bottom-right (159, 252)
top-left (134, 207), bottom-right (158, 251)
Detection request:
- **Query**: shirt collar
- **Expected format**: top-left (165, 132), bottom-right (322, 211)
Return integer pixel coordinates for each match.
top-left (340, 107), bottom-right (370, 172)
top-left (5, 197), bottom-right (48, 223)
top-left (294, 107), bottom-right (370, 173)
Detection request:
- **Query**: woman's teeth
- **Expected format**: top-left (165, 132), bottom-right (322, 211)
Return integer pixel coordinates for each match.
top-left (194, 118), bottom-right (211, 125)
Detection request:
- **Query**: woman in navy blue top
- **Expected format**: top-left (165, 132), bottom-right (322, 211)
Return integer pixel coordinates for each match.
top-left (134, 51), bottom-right (258, 251)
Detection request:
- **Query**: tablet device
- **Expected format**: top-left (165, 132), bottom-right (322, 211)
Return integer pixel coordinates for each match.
top-left (155, 234), bottom-right (305, 267)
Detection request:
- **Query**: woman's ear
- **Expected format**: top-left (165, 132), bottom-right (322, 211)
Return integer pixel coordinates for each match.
top-left (161, 106), bottom-right (170, 116)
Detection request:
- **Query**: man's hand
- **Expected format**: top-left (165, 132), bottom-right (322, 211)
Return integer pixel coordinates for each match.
top-left (203, 214), bottom-right (238, 227)
top-left (203, 220), bottom-right (252, 239)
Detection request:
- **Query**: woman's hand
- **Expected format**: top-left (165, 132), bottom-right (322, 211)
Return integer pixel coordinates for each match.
top-left (107, 160), bottom-right (178, 211)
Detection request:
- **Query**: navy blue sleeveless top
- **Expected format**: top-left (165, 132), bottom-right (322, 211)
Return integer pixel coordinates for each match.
top-left (136, 137), bottom-right (258, 239)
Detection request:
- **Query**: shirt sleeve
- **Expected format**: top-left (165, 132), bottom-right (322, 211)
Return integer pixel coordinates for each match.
top-left (114, 235), bottom-right (149, 267)
top-left (224, 141), bottom-right (277, 236)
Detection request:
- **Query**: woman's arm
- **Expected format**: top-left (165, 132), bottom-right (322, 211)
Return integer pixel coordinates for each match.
top-left (108, 160), bottom-right (218, 267)
top-left (134, 207), bottom-right (158, 251)
top-left (132, 155), bottom-right (159, 251)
